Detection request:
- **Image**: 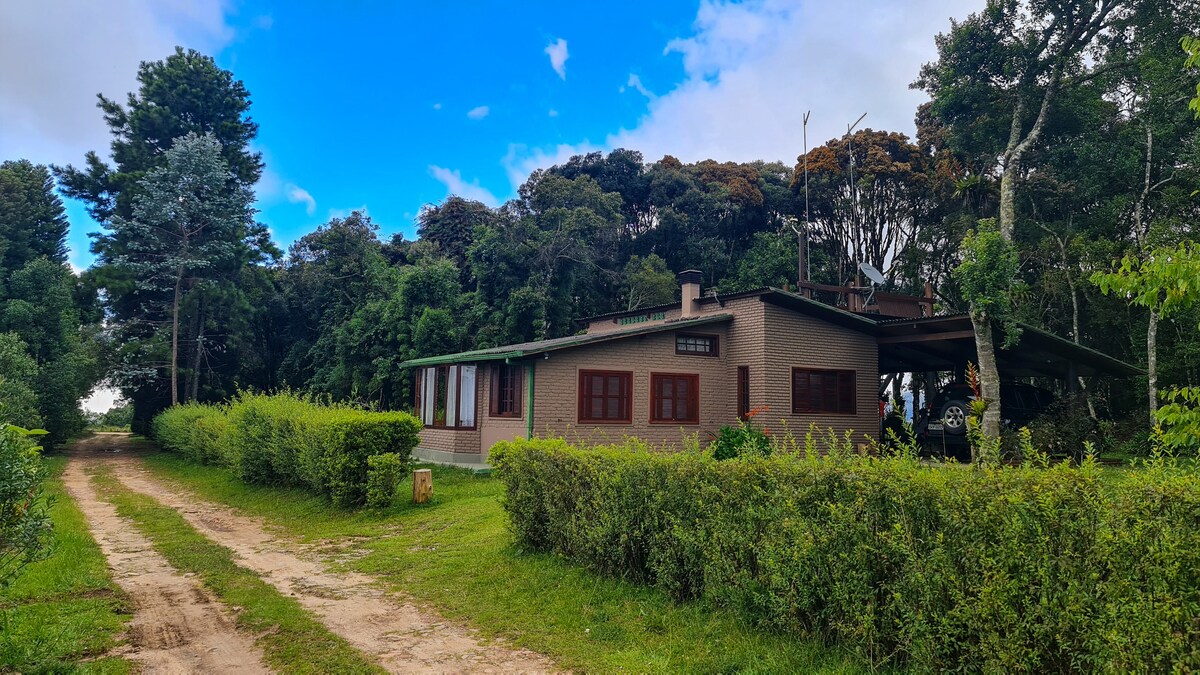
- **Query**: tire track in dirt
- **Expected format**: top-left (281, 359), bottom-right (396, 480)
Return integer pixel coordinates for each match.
top-left (62, 437), bottom-right (270, 674)
top-left (93, 434), bottom-right (555, 674)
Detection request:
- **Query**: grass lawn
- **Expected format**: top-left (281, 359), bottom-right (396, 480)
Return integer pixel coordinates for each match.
top-left (0, 457), bottom-right (132, 674)
top-left (90, 466), bottom-right (384, 675)
top-left (141, 450), bottom-right (867, 674)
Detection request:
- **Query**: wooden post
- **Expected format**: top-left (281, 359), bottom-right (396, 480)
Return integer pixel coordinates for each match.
top-left (412, 469), bottom-right (433, 504)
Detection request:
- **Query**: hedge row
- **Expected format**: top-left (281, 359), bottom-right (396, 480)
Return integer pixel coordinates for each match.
top-left (490, 439), bottom-right (1200, 672)
top-left (152, 392), bottom-right (421, 507)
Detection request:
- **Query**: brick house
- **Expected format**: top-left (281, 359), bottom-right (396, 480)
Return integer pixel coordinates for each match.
top-left (401, 270), bottom-right (884, 466)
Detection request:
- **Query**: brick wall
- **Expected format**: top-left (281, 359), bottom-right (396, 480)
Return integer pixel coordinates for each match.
top-left (532, 322), bottom-right (735, 447)
top-left (760, 303), bottom-right (880, 446)
top-left (418, 295), bottom-right (879, 456)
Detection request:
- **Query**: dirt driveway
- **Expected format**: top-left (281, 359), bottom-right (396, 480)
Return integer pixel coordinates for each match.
top-left (66, 433), bottom-right (554, 674)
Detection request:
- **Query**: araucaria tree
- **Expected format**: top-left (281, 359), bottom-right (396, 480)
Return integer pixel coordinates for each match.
top-left (106, 133), bottom-right (256, 406)
top-left (56, 48), bottom-right (267, 428)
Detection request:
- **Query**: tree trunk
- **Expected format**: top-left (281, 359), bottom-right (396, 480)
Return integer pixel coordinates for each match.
top-left (189, 320), bottom-right (203, 403)
top-left (970, 312), bottom-right (1002, 458)
top-left (1068, 274), bottom-right (1097, 419)
top-left (1039, 221), bottom-right (1098, 420)
top-left (183, 295), bottom-right (200, 403)
top-left (170, 265), bottom-right (183, 407)
top-left (1148, 308), bottom-right (1158, 423)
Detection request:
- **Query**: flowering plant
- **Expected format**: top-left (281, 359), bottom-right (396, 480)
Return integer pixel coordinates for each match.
top-left (709, 406), bottom-right (772, 460)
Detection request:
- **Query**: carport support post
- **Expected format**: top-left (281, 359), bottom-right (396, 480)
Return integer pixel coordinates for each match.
top-left (1066, 362), bottom-right (1078, 394)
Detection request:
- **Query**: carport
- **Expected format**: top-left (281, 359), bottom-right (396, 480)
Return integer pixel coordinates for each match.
top-left (872, 314), bottom-right (1144, 408)
top-left (875, 314), bottom-right (1143, 378)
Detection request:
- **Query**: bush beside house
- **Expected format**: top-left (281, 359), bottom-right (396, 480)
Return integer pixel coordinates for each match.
top-left (491, 438), bottom-right (1200, 671)
top-left (152, 393), bottom-right (421, 507)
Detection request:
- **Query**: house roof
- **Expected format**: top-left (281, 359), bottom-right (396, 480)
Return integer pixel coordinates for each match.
top-left (743, 288), bottom-right (881, 332)
top-left (578, 286), bottom-right (880, 333)
top-left (402, 285), bottom-right (1142, 379)
top-left (399, 313), bottom-right (734, 367)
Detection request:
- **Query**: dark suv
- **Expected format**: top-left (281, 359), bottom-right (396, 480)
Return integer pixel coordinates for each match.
top-left (915, 382), bottom-right (1055, 457)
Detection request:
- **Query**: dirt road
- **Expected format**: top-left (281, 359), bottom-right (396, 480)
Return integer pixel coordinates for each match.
top-left (63, 435), bottom-right (269, 674)
top-left (67, 433), bottom-right (554, 674)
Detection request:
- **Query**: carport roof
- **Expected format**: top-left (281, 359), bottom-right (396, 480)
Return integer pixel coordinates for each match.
top-left (875, 314), bottom-right (1144, 378)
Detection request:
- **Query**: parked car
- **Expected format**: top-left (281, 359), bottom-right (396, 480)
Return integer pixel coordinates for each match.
top-left (915, 381), bottom-right (1056, 459)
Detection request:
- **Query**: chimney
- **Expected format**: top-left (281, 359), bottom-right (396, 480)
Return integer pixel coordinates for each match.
top-left (678, 269), bottom-right (702, 318)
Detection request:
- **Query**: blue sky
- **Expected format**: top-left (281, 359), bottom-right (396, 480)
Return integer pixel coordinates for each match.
top-left (2, 0), bottom-right (982, 271)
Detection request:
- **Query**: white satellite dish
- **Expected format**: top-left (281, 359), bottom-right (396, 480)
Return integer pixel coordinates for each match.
top-left (858, 262), bottom-right (885, 286)
top-left (857, 262), bottom-right (884, 309)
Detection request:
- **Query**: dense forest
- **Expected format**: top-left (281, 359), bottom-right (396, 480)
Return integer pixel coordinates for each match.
top-left (2, 0), bottom-right (1199, 441)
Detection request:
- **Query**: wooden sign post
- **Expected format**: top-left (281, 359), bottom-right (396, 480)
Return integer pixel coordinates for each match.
top-left (412, 469), bottom-right (433, 504)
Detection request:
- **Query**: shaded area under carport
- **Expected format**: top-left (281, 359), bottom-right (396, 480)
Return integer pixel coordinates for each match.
top-left (875, 314), bottom-right (1144, 379)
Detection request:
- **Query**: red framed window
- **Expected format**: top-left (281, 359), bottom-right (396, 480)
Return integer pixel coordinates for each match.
top-left (792, 368), bottom-right (856, 415)
top-left (489, 365), bottom-right (522, 417)
top-left (675, 333), bottom-right (718, 357)
top-left (737, 366), bottom-right (750, 420)
top-left (650, 372), bottom-right (699, 424)
top-left (578, 370), bottom-right (632, 423)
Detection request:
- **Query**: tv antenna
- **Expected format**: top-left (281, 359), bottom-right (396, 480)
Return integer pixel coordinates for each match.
top-left (790, 111), bottom-right (812, 287)
top-left (858, 261), bottom-right (884, 309)
top-left (845, 112), bottom-right (867, 286)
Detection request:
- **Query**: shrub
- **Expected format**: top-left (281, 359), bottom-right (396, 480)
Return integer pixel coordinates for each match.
top-left (151, 393), bottom-right (421, 507)
top-left (491, 438), bottom-right (1200, 671)
top-left (0, 425), bottom-right (53, 590)
top-left (708, 406), bottom-right (771, 460)
top-left (152, 403), bottom-right (228, 464)
top-left (366, 453), bottom-right (407, 508)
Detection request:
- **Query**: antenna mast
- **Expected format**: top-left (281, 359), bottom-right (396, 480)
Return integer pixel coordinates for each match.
top-left (792, 110), bottom-right (812, 289)
top-left (845, 112), bottom-right (867, 289)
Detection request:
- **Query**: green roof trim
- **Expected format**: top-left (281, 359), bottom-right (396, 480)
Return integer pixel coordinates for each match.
top-left (399, 313), bottom-right (735, 368)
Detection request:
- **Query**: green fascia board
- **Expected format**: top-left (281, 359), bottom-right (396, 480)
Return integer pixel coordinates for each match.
top-left (400, 313), bottom-right (735, 368)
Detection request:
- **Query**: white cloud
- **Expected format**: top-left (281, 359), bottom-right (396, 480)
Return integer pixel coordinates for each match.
top-left (287, 185), bottom-right (316, 215)
top-left (545, 38), bottom-right (569, 79)
top-left (548, 109), bottom-right (559, 118)
top-left (467, 105), bottom-right (490, 120)
top-left (622, 73), bottom-right (656, 100)
top-left (506, 0), bottom-right (983, 185)
top-left (328, 204), bottom-right (369, 220)
top-left (0, 0), bottom-right (235, 167)
top-left (429, 165), bottom-right (501, 207)
top-left (433, 102), bottom-right (443, 110)
top-left (502, 140), bottom-right (603, 191)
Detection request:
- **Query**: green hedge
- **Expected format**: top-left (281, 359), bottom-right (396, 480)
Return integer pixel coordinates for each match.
top-left (152, 393), bottom-right (421, 507)
top-left (490, 439), bottom-right (1200, 671)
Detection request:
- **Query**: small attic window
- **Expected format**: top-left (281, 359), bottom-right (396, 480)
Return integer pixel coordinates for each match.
top-left (675, 333), bottom-right (718, 357)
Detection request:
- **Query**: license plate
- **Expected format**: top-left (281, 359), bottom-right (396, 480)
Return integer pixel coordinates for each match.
top-left (927, 423), bottom-right (943, 431)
